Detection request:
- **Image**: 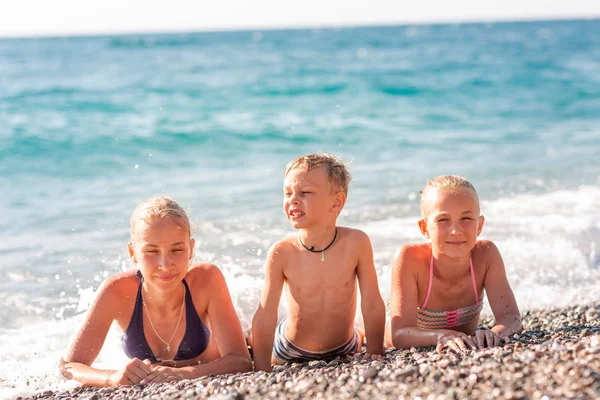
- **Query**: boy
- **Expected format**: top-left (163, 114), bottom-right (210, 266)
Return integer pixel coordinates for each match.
top-left (252, 154), bottom-right (385, 371)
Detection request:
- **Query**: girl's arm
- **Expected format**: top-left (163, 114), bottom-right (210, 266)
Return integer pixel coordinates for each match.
top-left (480, 241), bottom-right (522, 340)
top-left (60, 276), bottom-right (152, 387)
top-left (389, 245), bottom-right (436, 348)
top-left (355, 230), bottom-right (385, 356)
top-left (199, 265), bottom-right (252, 375)
top-left (60, 358), bottom-right (152, 387)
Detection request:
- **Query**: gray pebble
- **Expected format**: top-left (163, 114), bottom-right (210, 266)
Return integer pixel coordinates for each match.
top-left (393, 366), bottom-right (419, 379)
top-left (359, 367), bottom-right (378, 379)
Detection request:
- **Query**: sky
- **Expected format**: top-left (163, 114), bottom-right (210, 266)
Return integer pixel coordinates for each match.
top-left (1, 0), bottom-right (599, 38)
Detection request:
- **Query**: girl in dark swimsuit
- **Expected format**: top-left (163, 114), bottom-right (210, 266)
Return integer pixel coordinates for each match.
top-left (60, 197), bottom-right (251, 386)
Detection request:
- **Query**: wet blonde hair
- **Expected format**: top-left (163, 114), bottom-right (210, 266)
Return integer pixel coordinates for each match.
top-left (130, 197), bottom-right (191, 241)
top-left (284, 153), bottom-right (352, 195)
top-left (420, 175), bottom-right (480, 219)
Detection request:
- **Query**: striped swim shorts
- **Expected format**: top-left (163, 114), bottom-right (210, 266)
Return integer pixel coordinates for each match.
top-left (272, 317), bottom-right (360, 364)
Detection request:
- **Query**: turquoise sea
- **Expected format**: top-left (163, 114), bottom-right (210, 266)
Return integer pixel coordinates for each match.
top-left (1, 19), bottom-right (599, 397)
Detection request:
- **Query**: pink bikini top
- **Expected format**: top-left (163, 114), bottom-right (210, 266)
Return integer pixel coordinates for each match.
top-left (416, 256), bottom-right (483, 330)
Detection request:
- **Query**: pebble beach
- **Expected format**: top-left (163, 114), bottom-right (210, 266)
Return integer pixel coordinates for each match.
top-left (25, 302), bottom-right (600, 400)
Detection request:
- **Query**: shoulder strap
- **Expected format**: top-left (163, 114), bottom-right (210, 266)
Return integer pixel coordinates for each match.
top-left (469, 258), bottom-right (479, 303)
top-left (421, 255), bottom-right (434, 308)
top-left (136, 269), bottom-right (144, 281)
top-left (181, 279), bottom-right (191, 302)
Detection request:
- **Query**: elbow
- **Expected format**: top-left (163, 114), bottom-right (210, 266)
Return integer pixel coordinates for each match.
top-left (236, 355), bottom-right (253, 373)
top-left (58, 357), bottom-right (74, 380)
top-left (391, 337), bottom-right (412, 350)
top-left (226, 353), bottom-right (253, 373)
top-left (243, 358), bottom-right (253, 373)
top-left (388, 316), bottom-right (414, 350)
top-left (390, 328), bottom-right (414, 350)
top-left (390, 324), bottom-right (434, 350)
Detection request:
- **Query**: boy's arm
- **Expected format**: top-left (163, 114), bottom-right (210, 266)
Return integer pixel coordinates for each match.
top-left (251, 242), bottom-right (286, 372)
top-left (356, 231), bottom-right (385, 356)
top-left (480, 241), bottom-right (522, 336)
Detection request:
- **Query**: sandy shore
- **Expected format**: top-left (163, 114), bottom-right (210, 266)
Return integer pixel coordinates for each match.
top-left (25, 303), bottom-right (600, 400)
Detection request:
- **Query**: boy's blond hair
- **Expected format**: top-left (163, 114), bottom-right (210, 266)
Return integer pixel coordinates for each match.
top-left (284, 153), bottom-right (352, 195)
top-left (130, 197), bottom-right (191, 241)
top-left (420, 175), bottom-right (479, 219)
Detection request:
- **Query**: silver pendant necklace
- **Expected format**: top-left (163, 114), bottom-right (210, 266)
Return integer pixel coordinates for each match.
top-left (142, 285), bottom-right (185, 352)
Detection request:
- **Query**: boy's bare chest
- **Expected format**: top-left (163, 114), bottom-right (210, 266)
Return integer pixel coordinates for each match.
top-left (284, 258), bottom-right (357, 290)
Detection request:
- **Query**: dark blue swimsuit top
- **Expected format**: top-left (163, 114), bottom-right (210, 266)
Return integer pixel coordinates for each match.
top-left (122, 271), bottom-right (211, 364)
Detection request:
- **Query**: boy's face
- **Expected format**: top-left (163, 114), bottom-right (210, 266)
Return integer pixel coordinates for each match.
top-left (283, 166), bottom-right (342, 229)
top-left (419, 188), bottom-right (484, 258)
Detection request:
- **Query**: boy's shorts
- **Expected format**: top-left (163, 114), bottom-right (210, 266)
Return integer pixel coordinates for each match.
top-left (272, 317), bottom-right (360, 364)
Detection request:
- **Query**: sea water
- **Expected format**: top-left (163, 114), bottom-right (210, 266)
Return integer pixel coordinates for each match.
top-left (0, 19), bottom-right (599, 398)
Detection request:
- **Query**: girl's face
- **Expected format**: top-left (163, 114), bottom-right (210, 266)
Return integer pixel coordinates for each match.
top-left (129, 216), bottom-right (194, 290)
top-left (419, 187), bottom-right (484, 259)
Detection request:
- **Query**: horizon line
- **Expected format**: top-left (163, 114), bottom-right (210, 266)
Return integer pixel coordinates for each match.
top-left (0, 14), bottom-right (598, 40)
